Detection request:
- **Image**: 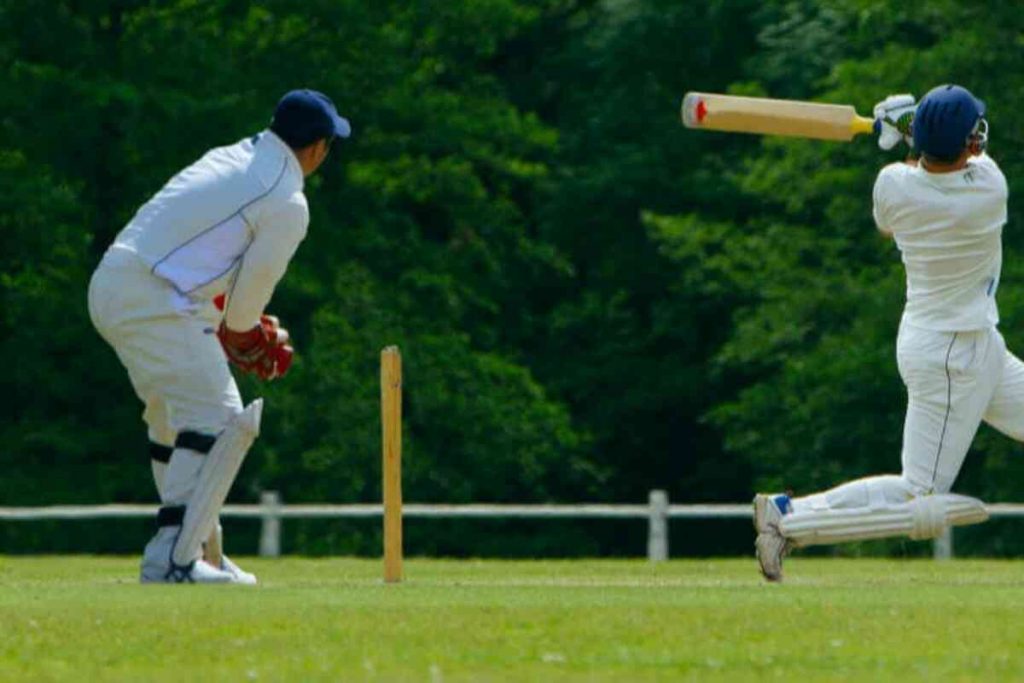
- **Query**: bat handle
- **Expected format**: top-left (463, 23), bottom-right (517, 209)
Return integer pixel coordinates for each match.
top-left (850, 115), bottom-right (877, 137)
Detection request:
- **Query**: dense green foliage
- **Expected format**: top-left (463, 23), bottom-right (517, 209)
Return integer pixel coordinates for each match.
top-left (3, 0), bottom-right (1024, 555)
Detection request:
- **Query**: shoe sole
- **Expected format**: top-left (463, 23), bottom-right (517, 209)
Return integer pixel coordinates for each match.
top-left (752, 494), bottom-right (772, 533)
top-left (752, 495), bottom-right (784, 582)
top-left (755, 533), bottom-right (784, 582)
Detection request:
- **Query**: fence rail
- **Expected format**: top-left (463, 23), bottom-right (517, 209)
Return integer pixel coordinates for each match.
top-left (2, 491), bottom-right (1022, 560)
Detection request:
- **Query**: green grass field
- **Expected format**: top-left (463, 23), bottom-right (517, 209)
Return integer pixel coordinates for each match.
top-left (2, 556), bottom-right (1023, 681)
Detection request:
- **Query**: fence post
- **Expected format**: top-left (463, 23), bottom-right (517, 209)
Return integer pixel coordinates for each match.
top-left (933, 527), bottom-right (953, 560)
top-left (259, 490), bottom-right (282, 558)
top-left (647, 490), bottom-right (669, 562)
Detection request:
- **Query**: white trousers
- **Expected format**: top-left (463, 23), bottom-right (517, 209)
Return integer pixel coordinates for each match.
top-left (793, 319), bottom-right (1024, 513)
top-left (88, 247), bottom-right (242, 447)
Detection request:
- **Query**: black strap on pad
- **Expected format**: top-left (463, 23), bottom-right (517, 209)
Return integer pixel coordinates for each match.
top-left (150, 431), bottom-right (216, 464)
top-left (174, 431), bottom-right (217, 454)
top-left (156, 505), bottom-right (186, 528)
top-left (149, 443), bottom-right (173, 463)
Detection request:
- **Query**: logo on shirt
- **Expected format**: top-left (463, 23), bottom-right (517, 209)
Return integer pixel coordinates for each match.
top-left (964, 169), bottom-right (976, 184)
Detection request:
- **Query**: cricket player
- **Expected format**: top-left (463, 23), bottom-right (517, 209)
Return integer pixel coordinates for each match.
top-left (754, 84), bottom-right (1014, 581)
top-left (88, 89), bottom-right (350, 583)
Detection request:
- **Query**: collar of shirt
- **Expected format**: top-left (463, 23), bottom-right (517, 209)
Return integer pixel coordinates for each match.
top-left (260, 129), bottom-right (304, 190)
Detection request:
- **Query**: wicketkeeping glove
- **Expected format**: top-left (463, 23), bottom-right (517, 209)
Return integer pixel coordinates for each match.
top-left (217, 314), bottom-right (294, 381)
top-left (873, 94), bottom-right (916, 151)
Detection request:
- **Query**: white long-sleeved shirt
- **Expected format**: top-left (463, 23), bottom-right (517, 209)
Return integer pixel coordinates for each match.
top-left (873, 153), bottom-right (1008, 332)
top-left (113, 130), bottom-right (308, 329)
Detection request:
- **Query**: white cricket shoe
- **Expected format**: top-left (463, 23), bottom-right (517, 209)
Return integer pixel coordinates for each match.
top-left (141, 556), bottom-right (236, 584)
top-left (140, 527), bottom-right (236, 584)
top-left (219, 555), bottom-right (258, 585)
top-left (753, 493), bottom-right (791, 583)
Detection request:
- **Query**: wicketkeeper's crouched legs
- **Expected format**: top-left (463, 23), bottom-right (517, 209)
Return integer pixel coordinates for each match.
top-left (141, 400), bottom-right (262, 584)
top-left (149, 441), bottom-right (228, 570)
top-left (91, 253), bottom-right (260, 584)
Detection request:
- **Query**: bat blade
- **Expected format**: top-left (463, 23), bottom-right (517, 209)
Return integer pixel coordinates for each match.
top-left (682, 92), bottom-right (876, 142)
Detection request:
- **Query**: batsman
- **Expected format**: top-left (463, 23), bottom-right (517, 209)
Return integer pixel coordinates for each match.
top-left (88, 90), bottom-right (350, 583)
top-left (755, 84), bottom-right (1015, 581)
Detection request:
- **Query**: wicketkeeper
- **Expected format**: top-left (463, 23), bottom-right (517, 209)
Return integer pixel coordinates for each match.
top-left (754, 84), bottom-right (1016, 581)
top-left (89, 90), bottom-right (350, 583)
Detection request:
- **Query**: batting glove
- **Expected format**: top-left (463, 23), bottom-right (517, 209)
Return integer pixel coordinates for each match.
top-left (873, 94), bottom-right (916, 151)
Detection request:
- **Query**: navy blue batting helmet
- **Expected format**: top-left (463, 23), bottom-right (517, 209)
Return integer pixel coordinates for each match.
top-left (913, 84), bottom-right (986, 160)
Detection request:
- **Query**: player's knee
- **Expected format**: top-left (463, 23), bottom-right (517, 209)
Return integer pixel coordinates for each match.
top-left (898, 473), bottom-right (933, 498)
top-left (222, 387), bottom-right (245, 421)
top-left (176, 400), bottom-right (245, 438)
top-left (221, 403), bottom-right (245, 435)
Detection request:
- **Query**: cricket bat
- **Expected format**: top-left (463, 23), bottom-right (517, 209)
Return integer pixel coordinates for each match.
top-left (681, 92), bottom-right (878, 142)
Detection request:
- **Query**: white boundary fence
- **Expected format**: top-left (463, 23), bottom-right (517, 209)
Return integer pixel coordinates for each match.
top-left (2, 490), bottom-right (1022, 561)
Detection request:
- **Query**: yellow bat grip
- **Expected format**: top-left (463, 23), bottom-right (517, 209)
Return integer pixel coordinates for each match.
top-left (850, 115), bottom-right (876, 137)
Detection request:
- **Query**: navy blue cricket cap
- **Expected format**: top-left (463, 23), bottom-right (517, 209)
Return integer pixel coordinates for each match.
top-left (913, 84), bottom-right (985, 160)
top-left (270, 89), bottom-right (351, 149)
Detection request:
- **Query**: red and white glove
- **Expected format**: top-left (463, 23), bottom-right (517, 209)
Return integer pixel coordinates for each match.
top-left (212, 294), bottom-right (293, 380)
top-left (216, 314), bottom-right (294, 381)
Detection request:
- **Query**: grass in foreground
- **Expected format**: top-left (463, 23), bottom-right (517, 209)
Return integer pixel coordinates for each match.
top-left (1, 556), bottom-right (1023, 681)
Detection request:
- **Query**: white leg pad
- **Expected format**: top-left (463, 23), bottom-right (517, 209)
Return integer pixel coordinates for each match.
top-left (780, 493), bottom-right (988, 548)
top-left (151, 460), bottom-right (167, 498)
top-left (172, 400), bottom-right (262, 566)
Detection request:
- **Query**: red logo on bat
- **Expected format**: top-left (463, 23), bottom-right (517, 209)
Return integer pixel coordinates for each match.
top-left (695, 99), bottom-right (708, 123)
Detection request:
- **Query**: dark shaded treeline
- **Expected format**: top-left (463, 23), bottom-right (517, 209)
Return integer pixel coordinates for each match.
top-left (3, 0), bottom-right (1024, 555)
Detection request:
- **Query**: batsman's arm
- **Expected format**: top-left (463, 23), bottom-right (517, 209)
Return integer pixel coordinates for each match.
top-left (872, 170), bottom-right (895, 238)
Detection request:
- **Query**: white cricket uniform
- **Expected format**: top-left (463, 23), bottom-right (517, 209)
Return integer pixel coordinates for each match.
top-left (88, 130), bottom-right (308, 443)
top-left (791, 154), bottom-right (1024, 518)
